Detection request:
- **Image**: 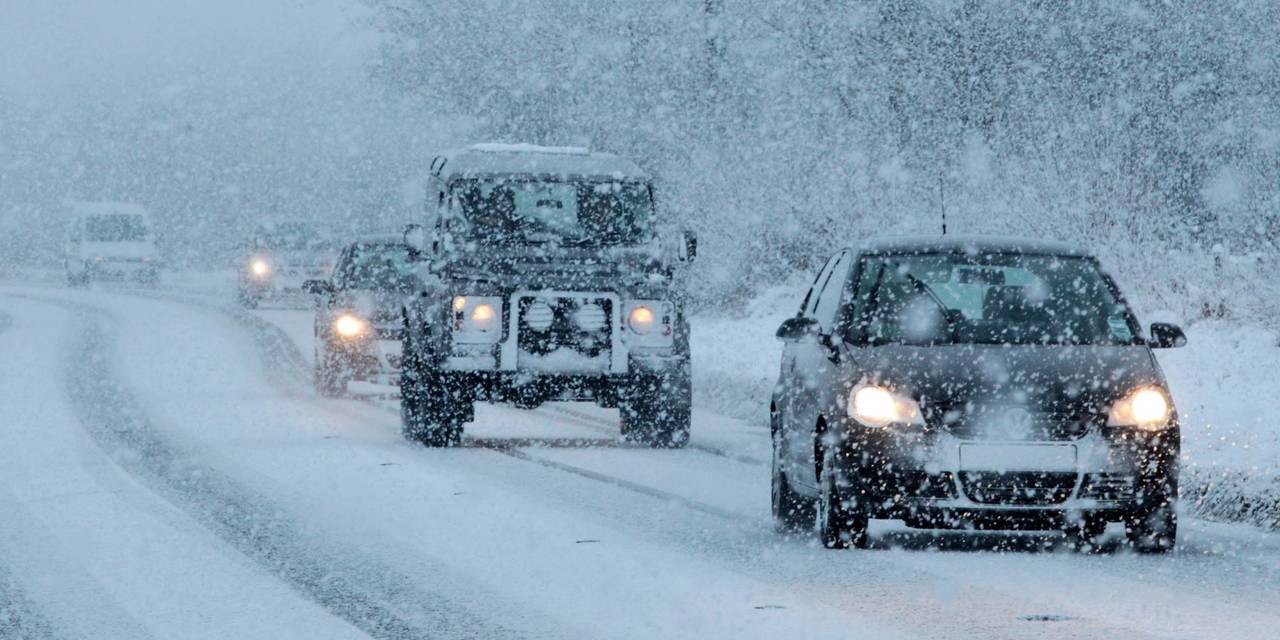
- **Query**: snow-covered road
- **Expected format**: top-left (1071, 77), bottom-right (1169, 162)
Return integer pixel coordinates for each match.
top-left (3, 285), bottom-right (1279, 639)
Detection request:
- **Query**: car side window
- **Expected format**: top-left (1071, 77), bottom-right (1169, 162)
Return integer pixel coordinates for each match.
top-left (812, 251), bottom-right (852, 332)
top-left (799, 253), bottom-right (840, 317)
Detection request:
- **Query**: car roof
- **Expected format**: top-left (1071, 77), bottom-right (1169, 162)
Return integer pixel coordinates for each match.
top-left (432, 143), bottom-right (650, 182)
top-left (854, 234), bottom-right (1092, 258)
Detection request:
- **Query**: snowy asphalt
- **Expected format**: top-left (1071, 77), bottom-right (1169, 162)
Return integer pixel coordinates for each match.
top-left (2, 285), bottom-right (1279, 639)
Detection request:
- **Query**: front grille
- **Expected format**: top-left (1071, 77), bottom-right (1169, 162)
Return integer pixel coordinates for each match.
top-left (517, 296), bottom-right (613, 357)
top-left (937, 407), bottom-right (1098, 441)
top-left (960, 471), bottom-right (1077, 505)
top-left (1078, 473), bottom-right (1137, 501)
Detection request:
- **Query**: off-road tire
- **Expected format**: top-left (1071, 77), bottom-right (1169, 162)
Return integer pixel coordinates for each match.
top-left (818, 442), bottom-right (869, 549)
top-left (399, 334), bottom-right (468, 447)
top-left (620, 368), bottom-right (691, 448)
top-left (772, 428), bottom-right (815, 533)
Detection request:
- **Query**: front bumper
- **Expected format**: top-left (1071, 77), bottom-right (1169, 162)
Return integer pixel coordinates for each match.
top-left (443, 290), bottom-right (683, 377)
top-left (837, 425), bottom-right (1178, 525)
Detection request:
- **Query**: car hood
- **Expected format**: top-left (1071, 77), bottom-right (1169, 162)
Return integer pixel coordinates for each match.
top-left (341, 289), bottom-right (411, 324)
top-left (848, 343), bottom-right (1163, 413)
top-left (446, 244), bottom-right (673, 292)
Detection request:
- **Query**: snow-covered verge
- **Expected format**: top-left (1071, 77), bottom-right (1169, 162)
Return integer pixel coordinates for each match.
top-left (691, 292), bottom-right (1280, 531)
top-left (1160, 323), bottom-right (1280, 530)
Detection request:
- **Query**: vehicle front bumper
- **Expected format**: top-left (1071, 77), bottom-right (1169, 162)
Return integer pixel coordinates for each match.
top-left (836, 424), bottom-right (1178, 525)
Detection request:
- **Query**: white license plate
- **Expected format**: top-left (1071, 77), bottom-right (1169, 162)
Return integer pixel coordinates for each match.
top-left (959, 444), bottom-right (1077, 472)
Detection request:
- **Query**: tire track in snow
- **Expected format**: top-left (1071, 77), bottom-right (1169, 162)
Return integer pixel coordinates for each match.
top-left (31, 294), bottom-right (520, 640)
top-left (0, 561), bottom-right (62, 640)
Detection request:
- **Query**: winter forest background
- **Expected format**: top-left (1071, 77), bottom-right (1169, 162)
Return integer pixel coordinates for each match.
top-left (3, 1), bottom-right (1278, 323)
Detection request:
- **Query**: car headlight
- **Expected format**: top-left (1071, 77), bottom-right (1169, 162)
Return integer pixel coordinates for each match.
top-left (848, 383), bottom-right (924, 428)
top-left (624, 300), bottom-right (674, 347)
top-left (333, 314), bottom-right (367, 339)
top-left (250, 259), bottom-right (271, 278)
top-left (452, 295), bottom-right (503, 343)
top-left (1107, 387), bottom-right (1172, 429)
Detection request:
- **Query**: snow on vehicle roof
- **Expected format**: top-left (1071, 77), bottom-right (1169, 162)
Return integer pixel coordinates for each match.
top-left (435, 143), bottom-right (649, 181)
top-left (857, 234), bottom-right (1090, 257)
top-left (65, 200), bottom-right (150, 218)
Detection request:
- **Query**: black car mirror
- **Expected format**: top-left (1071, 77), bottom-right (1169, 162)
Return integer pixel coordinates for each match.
top-left (1149, 322), bottom-right (1187, 349)
top-left (776, 316), bottom-right (819, 342)
top-left (302, 279), bottom-right (334, 296)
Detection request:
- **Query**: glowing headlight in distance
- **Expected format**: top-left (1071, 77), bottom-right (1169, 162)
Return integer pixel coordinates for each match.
top-left (452, 296), bottom-right (467, 312)
top-left (333, 314), bottom-right (367, 338)
top-left (628, 305), bottom-right (656, 335)
top-left (470, 303), bottom-right (497, 331)
top-left (250, 259), bottom-right (271, 277)
top-left (1108, 387), bottom-right (1171, 429)
top-left (848, 384), bottom-right (923, 428)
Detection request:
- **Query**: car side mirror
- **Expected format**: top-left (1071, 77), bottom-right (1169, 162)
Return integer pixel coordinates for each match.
top-left (776, 316), bottom-right (819, 342)
top-left (302, 279), bottom-right (334, 296)
top-left (679, 229), bottom-right (697, 262)
top-left (403, 223), bottom-right (428, 258)
top-left (1149, 322), bottom-right (1187, 349)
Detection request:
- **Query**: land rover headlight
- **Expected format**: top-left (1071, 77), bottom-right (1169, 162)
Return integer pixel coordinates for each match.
top-left (333, 313), bottom-right (367, 339)
top-left (628, 305), bottom-right (656, 335)
top-left (624, 300), bottom-right (674, 347)
top-left (848, 383), bottom-right (924, 428)
top-left (452, 295), bottom-right (503, 343)
top-left (250, 259), bottom-right (271, 278)
top-left (1108, 387), bottom-right (1171, 429)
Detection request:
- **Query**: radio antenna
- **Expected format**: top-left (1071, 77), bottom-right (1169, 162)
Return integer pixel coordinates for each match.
top-left (939, 176), bottom-right (948, 235)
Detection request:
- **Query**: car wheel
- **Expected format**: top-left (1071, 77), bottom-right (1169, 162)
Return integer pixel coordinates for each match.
top-left (1125, 503), bottom-right (1177, 554)
top-left (315, 345), bottom-right (347, 397)
top-left (400, 366), bottom-right (467, 448)
top-left (772, 427), bottom-right (815, 533)
top-left (817, 440), bottom-right (869, 550)
top-left (620, 367), bottom-right (691, 448)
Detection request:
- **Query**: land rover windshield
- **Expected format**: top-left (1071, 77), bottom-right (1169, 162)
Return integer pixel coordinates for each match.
top-left (851, 253), bottom-right (1141, 346)
top-left (452, 178), bottom-right (653, 245)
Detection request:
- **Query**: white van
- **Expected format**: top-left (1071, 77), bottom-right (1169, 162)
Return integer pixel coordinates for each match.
top-left (65, 202), bottom-right (160, 285)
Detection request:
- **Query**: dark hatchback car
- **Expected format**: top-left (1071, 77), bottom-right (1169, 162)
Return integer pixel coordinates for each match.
top-left (304, 236), bottom-right (418, 396)
top-left (771, 236), bottom-right (1186, 552)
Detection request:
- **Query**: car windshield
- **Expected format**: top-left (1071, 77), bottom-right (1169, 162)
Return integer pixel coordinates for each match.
top-left (452, 178), bottom-right (653, 245)
top-left (85, 214), bottom-right (148, 242)
top-left (852, 253), bottom-right (1139, 346)
top-left (340, 244), bottom-right (416, 290)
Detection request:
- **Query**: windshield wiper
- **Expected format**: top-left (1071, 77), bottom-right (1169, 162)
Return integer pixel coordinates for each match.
top-left (904, 273), bottom-right (958, 344)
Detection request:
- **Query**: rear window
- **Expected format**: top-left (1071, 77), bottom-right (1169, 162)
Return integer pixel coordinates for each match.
top-left (85, 214), bottom-right (148, 242)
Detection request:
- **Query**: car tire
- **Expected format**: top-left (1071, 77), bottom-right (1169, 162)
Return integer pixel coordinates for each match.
top-left (817, 441), bottom-right (869, 549)
top-left (400, 362), bottom-right (467, 448)
top-left (315, 345), bottom-right (347, 397)
top-left (771, 427), bottom-right (815, 533)
top-left (1125, 503), bottom-right (1177, 554)
top-left (620, 367), bottom-right (691, 448)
